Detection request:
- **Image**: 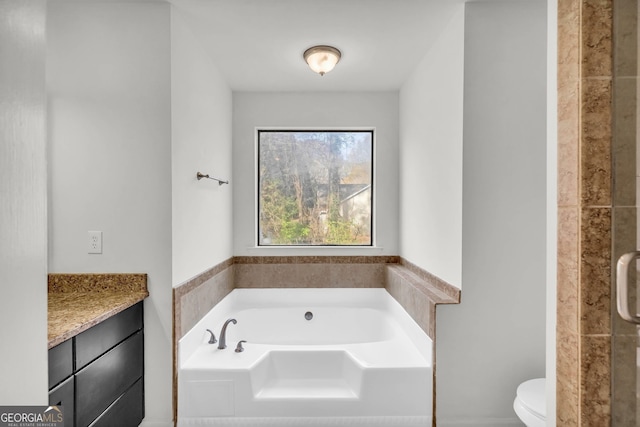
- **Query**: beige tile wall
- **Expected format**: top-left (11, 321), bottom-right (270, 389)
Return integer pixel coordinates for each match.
top-left (557, 0), bottom-right (582, 422)
top-left (234, 256), bottom-right (397, 289)
top-left (555, 0), bottom-right (632, 423)
top-left (173, 258), bottom-right (235, 339)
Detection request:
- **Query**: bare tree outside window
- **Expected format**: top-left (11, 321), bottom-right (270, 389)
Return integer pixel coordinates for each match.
top-left (258, 130), bottom-right (373, 246)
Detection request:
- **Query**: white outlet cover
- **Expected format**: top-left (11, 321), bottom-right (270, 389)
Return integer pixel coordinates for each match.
top-left (88, 230), bottom-right (102, 254)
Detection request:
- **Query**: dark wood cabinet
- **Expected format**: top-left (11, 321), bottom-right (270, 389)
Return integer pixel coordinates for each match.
top-left (89, 378), bottom-right (144, 427)
top-left (76, 331), bottom-right (143, 426)
top-left (49, 338), bottom-right (73, 390)
top-left (49, 376), bottom-right (74, 426)
top-left (48, 302), bottom-right (144, 427)
top-left (75, 303), bottom-right (143, 370)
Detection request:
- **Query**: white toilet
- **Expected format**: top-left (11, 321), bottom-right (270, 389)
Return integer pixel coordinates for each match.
top-left (513, 378), bottom-right (546, 427)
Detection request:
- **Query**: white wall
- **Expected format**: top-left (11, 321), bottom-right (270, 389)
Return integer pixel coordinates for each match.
top-left (434, 2), bottom-right (548, 425)
top-left (171, 8), bottom-right (233, 285)
top-left (47, 3), bottom-right (173, 425)
top-left (232, 92), bottom-right (399, 256)
top-left (0, 0), bottom-right (48, 405)
top-left (399, 4), bottom-right (465, 288)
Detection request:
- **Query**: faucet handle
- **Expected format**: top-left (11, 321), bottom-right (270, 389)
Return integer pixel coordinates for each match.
top-left (205, 329), bottom-right (217, 344)
top-left (235, 340), bottom-right (247, 353)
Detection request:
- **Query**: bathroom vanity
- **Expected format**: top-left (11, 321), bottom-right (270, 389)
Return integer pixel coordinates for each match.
top-left (47, 274), bottom-right (148, 427)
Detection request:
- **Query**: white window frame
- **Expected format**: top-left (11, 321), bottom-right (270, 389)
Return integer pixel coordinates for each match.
top-left (255, 127), bottom-right (377, 248)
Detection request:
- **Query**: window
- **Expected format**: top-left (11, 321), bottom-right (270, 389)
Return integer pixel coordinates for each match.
top-left (258, 130), bottom-right (373, 246)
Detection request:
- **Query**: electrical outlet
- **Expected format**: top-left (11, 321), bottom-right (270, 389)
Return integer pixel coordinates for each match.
top-left (88, 231), bottom-right (102, 254)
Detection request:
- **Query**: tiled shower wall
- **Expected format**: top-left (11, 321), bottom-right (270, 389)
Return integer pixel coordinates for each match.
top-left (557, 0), bottom-right (638, 423)
top-left (557, 0), bottom-right (612, 422)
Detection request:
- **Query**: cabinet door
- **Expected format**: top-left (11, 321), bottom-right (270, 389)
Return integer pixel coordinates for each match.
top-left (49, 376), bottom-right (74, 427)
top-left (49, 339), bottom-right (73, 389)
top-left (75, 331), bottom-right (143, 427)
top-left (89, 378), bottom-right (143, 427)
top-left (75, 303), bottom-right (143, 370)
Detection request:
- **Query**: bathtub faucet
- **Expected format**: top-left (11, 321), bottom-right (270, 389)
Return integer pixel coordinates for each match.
top-left (205, 329), bottom-right (217, 344)
top-left (218, 318), bottom-right (237, 349)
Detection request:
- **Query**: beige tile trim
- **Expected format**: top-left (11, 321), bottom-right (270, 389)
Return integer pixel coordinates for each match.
top-left (385, 263), bottom-right (460, 340)
top-left (173, 257), bottom-right (234, 301)
top-left (233, 255), bottom-right (400, 264)
top-left (398, 258), bottom-right (461, 303)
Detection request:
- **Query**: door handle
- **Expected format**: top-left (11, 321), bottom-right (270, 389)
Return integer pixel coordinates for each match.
top-left (617, 251), bottom-right (640, 323)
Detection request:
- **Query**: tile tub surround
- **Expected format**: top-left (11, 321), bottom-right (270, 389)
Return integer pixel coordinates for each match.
top-left (172, 259), bottom-right (235, 423)
top-left (173, 258), bottom-right (235, 340)
top-left (234, 255), bottom-right (399, 289)
top-left (385, 261), bottom-right (459, 427)
top-left (173, 255), bottom-right (459, 352)
top-left (48, 273), bottom-right (149, 348)
top-left (386, 264), bottom-right (459, 340)
top-left (172, 256), bottom-right (459, 424)
top-left (232, 255), bottom-right (460, 339)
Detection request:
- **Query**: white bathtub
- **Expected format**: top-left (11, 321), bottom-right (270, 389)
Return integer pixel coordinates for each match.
top-left (178, 288), bottom-right (433, 427)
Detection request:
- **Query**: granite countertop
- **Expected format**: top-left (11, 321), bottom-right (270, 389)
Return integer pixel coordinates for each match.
top-left (48, 273), bottom-right (149, 349)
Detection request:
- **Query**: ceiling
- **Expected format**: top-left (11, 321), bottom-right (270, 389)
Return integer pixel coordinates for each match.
top-left (169, 0), bottom-right (465, 92)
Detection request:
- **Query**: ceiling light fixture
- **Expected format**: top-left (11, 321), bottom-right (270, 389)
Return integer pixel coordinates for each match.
top-left (303, 45), bottom-right (341, 76)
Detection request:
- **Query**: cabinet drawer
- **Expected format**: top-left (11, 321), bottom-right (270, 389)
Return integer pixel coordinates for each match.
top-left (89, 378), bottom-right (144, 427)
top-left (49, 339), bottom-right (73, 389)
top-left (75, 302), bottom-right (142, 369)
top-left (48, 376), bottom-right (75, 427)
top-left (76, 331), bottom-right (143, 427)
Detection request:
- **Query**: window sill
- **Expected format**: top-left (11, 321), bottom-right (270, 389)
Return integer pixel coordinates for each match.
top-left (244, 246), bottom-right (385, 256)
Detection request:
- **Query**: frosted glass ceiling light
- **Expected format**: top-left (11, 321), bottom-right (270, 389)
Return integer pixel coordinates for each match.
top-left (303, 45), bottom-right (341, 76)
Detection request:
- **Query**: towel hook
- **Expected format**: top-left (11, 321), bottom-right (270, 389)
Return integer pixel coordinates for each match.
top-left (197, 172), bottom-right (229, 186)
